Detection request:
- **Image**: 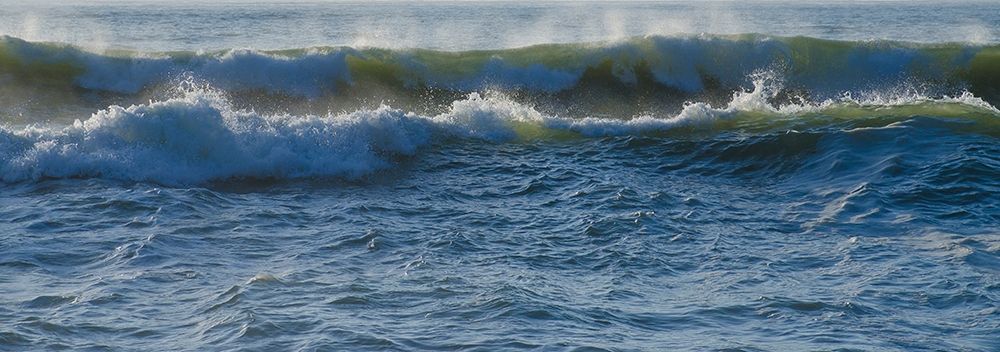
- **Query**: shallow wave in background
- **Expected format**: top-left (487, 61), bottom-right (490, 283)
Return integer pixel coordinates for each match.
top-left (1, 34), bottom-right (998, 100)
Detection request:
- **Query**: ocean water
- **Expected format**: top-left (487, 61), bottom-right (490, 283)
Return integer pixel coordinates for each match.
top-left (1, 1), bottom-right (999, 351)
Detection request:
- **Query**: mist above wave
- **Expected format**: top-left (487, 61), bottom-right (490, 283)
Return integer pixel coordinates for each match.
top-left (1, 34), bottom-right (997, 104)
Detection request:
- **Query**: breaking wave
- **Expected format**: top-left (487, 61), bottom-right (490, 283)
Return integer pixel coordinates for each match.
top-left (1, 74), bottom-right (997, 185)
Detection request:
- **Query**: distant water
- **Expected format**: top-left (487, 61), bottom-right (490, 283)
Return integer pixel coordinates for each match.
top-left (1, 1), bottom-right (999, 351)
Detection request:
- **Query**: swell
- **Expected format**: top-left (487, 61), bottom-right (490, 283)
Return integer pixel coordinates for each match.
top-left (1, 78), bottom-right (997, 185)
top-left (2, 34), bottom-right (999, 105)
top-left (2, 34), bottom-right (999, 185)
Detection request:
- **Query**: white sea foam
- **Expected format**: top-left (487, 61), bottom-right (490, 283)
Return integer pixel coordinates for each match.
top-left (0, 85), bottom-right (717, 184)
top-left (1, 89), bottom-right (430, 184)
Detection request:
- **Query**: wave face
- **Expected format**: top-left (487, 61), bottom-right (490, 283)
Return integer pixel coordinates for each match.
top-left (2, 34), bottom-right (998, 102)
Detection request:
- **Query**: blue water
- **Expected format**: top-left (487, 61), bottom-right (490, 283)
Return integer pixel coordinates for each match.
top-left (1, 1), bottom-right (999, 351)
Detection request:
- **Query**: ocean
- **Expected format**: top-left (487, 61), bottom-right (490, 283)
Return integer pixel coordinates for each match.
top-left (1, 1), bottom-right (998, 351)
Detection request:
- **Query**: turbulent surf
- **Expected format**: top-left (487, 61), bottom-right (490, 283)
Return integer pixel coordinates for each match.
top-left (1, 2), bottom-right (999, 348)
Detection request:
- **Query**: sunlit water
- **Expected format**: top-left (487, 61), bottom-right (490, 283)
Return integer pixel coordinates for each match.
top-left (1, 1), bottom-right (999, 351)
top-left (1, 0), bottom-right (998, 51)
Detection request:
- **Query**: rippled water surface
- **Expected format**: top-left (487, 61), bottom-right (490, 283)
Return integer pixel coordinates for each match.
top-left (1, 1), bottom-right (1000, 351)
top-left (4, 119), bottom-right (999, 350)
